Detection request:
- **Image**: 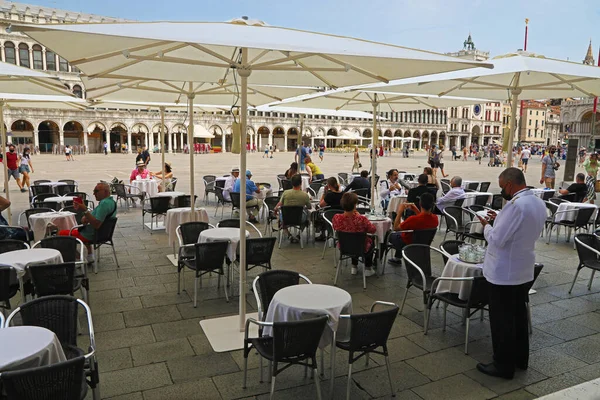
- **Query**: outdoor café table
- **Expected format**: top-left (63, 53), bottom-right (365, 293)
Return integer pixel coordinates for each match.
top-left (28, 211), bottom-right (78, 242)
top-left (0, 326), bottom-right (67, 372)
top-left (155, 191), bottom-right (186, 205)
top-left (462, 192), bottom-right (493, 208)
top-left (365, 215), bottom-right (392, 245)
top-left (461, 180), bottom-right (480, 191)
top-left (469, 210), bottom-right (496, 234)
top-left (198, 227), bottom-right (249, 262)
top-left (43, 196), bottom-right (76, 209)
top-left (38, 181), bottom-right (68, 194)
top-left (554, 202), bottom-right (597, 223)
top-left (436, 254), bottom-right (483, 301)
top-left (387, 195), bottom-right (408, 216)
top-left (530, 188), bottom-right (555, 199)
top-left (263, 284), bottom-right (352, 395)
top-left (165, 207), bottom-right (209, 250)
top-left (301, 175), bottom-right (310, 192)
top-left (131, 178), bottom-right (159, 197)
top-left (1, 248), bottom-right (63, 300)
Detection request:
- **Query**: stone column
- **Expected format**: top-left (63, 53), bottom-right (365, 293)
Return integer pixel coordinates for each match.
top-left (467, 133), bottom-right (472, 147)
top-left (284, 133), bottom-right (288, 152)
top-left (444, 135), bottom-right (449, 149)
top-left (42, 49), bottom-right (47, 70)
top-left (180, 132), bottom-right (184, 153)
top-left (149, 131), bottom-right (154, 149)
top-left (127, 131), bottom-right (132, 154)
top-left (167, 130), bottom-right (173, 153)
top-left (33, 129), bottom-right (39, 150)
top-left (268, 133), bottom-right (273, 146)
top-left (59, 129), bottom-right (64, 148)
top-left (311, 137), bottom-right (315, 148)
top-left (249, 133), bottom-right (253, 150)
top-left (83, 131), bottom-right (88, 153)
top-left (258, 134), bottom-right (262, 150)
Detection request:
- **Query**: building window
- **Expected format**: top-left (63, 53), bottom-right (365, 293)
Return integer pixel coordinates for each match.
top-left (529, 110), bottom-right (532, 115)
top-left (529, 120), bottom-right (531, 126)
top-left (32, 45), bottom-right (43, 70)
top-left (46, 50), bottom-right (56, 71)
top-left (72, 85), bottom-right (83, 98)
top-left (528, 129), bottom-right (531, 137)
top-left (4, 42), bottom-right (15, 64)
top-left (536, 111), bottom-right (539, 116)
top-left (59, 56), bottom-right (69, 72)
top-left (18, 43), bottom-right (29, 68)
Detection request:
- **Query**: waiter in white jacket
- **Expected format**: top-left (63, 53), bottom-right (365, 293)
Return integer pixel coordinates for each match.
top-left (476, 168), bottom-right (546, 380)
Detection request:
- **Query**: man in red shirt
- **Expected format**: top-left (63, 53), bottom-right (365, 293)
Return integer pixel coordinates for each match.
top-left (387, 193), bottom-right (438, 265)
top-left (4, 144), bottom-right (23, 192)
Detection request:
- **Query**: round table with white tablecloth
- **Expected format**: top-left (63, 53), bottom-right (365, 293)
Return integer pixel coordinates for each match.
top-left (0, 326), bottom-right (67, 372)
top-left (387, 195), bottom-right (408, 216)
top-left (301, 175), bottom-right (310, 192)
top-left (1, 248), bottom-right (64, 279)
top-left (554, 202), bottom-right (597, 222)
top-left (530, 188), bottom-right (555, 199)
top-left (28, 211), bottom-right (78, 242)
top-left (155, 191), bottom-right (186, 205)
top-left (43, 196), bottom-right (76, 209)
top-left (165, 207), bottom-right (209, 249)
top-left (198, 227), bottom-right (249, 261)
top-left (365, 215), bottom-right (392, 244)
top-left (131, 179), bottom-right (159, 197)
top-left (436, 254), bottom-right (483, 301)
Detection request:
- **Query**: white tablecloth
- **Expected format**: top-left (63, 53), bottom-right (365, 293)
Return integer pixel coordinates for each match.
top-left (165, 207), bottom-right (209, 248)
top-left (436, 255), bottom-right (483, 301)
top-left (0, 326), bottom-right (66, 372)
top-left (256, 186), bottom-right (273, 200)
top-left (28, 212), bottom-right (78, 242)
top-left (1, 248), bottom-right (63, 281)
top-left (301, 176), bottom-right (310, 191)
top-left (462, 192), bottom-right (493, 207)
top-left (366, 216), bottom-right (392, 243)
top-left (156, 191), bottom-right (186, 205)
top-left (554, 202), bottom-right (597, 222)
top-left (263, 284), bottom-right (352, 347)
top-left (462, 180), bottom-right (480, 190)
top-left (199, 227), bottom-right (249, 261)
top-left (469, 210), bottom-right (493, 234)
top-left (43, 196), bottom-right (75, 208)
top-left (531, 188), bottom-right (555, 199)
top-left (387, 195), bottom-right (408, 216)
top-left (132, 179), bottom-right (159, 197)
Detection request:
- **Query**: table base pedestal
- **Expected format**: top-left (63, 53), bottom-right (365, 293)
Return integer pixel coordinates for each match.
top-left (166, 254), bottom-right (178, 267)
top-left (144, 221), bottom-right (165, 231)
top-left (200, 312), bottom-right (259, 352)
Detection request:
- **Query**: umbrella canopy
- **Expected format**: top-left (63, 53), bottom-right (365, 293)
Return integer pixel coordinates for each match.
top-left (88, 99), bottom-right (231, 112)
top-left (12, 18), bottom-right (491, 342)
top-left (193, 125), bottom-right (215, 138)
top-left (256, 105), bottom-right (376, 119)
top-left (0, 93), bottom-right (87, 110)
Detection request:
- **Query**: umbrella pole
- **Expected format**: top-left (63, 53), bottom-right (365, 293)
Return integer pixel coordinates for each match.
top-left (239, 48), bottom-right (251, 331)
top-left (371, 96), bottom-right (378, 210)
top-left (507, 88), bottom-right (521, 168)
top-left (188, 83), bottom-right (196, 221)
top-left (0, 102), bottom-right (10, 224)
top-left (160, 107), bottom-right (166, 192)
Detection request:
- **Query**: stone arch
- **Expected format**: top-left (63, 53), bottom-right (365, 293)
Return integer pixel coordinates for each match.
top-left (131, 123), bottom-right (149, 149)
top-left (438, 131), bottom-right (446, 148)
top-left (302, 126), bottom-right (313, 138)
top-left (384, 129), bottom-right (393, 137)
top-left (86, 122), bottom-right (106, 153)
top-left (472, 125), bottom-right (481, 135)
top-left (109, 122), bottom-right (128, 150)
top-left (413, 131), bottom-right (420, 149)
top-left (37, 120), bottom-right (59, 152)
top-left (63, 121), bottom-right (84, 149)
top-left (327, 128), bottom-right (338, 136)
top-left (394, 129), bottom-right (402, 137)
top-left (10, 119), bottom-right (34, 147)
top-left (404, 131), bottom-right (411, 138)
top-left (362, 128), bottom-right (372, 138)
top-left (287, 127), bottom-right (299, 151)
top-left (87, 121), bottom-right (106, 133)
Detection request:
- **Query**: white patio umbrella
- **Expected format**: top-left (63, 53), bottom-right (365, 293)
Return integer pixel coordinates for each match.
top-left (12, 19), bottom-right (491, 350)
top-left (361, 51), bottom-right (600, 166)
top-left (0, 63), bottom-right (79, 223)
top-left (276, 89), bottom-right (489, 207)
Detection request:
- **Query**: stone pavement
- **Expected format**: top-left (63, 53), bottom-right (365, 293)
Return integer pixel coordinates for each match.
top-left (4, 151), bottom-right (600, 399)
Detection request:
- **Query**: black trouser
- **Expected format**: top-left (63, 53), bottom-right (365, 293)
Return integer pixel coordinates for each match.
top-left (488, 282), bottom-right (530, 375)
top-left (352, 246), bottom-right (375, 268)
top-left (388, 232), bottom-right (406, 258)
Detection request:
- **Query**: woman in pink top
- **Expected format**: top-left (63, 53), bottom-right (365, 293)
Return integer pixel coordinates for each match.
top-left (129, 161), bottom-right (150, 183)
top-left (332, 192), bottom-right (377, 276)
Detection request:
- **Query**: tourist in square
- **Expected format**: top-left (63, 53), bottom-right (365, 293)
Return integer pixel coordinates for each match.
top-left (140, 145), bottom-right (151, 166)
top-left (435, 146), bottom-right (449, 177)
top-left (436, 176), bottom-right (465, 212)
top-left (223, 167), bottom-right (239, 201)
top-left (130, 160), bottom-right (150, 183)
top-left (475, 168), bottom-right (546, 380)
top-left (579, 146), bottom-right (587, 167)
top-left (344, 170), bottom-right (370, 193)
top-left (274, 173), bottom-right (311, 242)
top-left (150, 162), bottom-right (173, 191)
top-left (540, 145), bottom-right (559, 189)
top-left (583, 152), bottom-right (598, 204)
top-left (65, 144), bottom-right (73, 161)
top-left (295, 142), bottom-right (308, 171)
top-left (263, 143), bottom-right (269, 158)
top-left (380, 168), bottom-right (405, 211)
top-left (332, 192), bottom-right (377, 276)
top-left (305, 155), bottom-right (324, 182)
top-left (352, 146), bottom-right (361, 172)
top-left (319, 177), bottom-right (343, 209)
top-left (558, 173), bottom-right (588, 202)
top-left (520, 146), bottom-right (531, 173)
top-left (233, 169), bottom-right (261, 223)
top-left (318, 142), bottom-right (325, 161)
top-left (3, 144), bottom-right (24, 193)
top-left (284, 162), bottom-right (299, 179)
top-left (462, 146), bottom-right (468, 161)
top-left (423, 166), bottom-right (437, 187)
top-left (18, 147), bottom-right (33, 192)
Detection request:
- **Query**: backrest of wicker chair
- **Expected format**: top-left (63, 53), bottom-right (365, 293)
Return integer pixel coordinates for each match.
top-left (272, 315), bottom-right (328, 361)
top-left (39, 236), bottom-right (79, 263)
top-left (255, 270), bottom-right (301, 318)
top-left (1, 355), bottom-right (86, 400)
top-left (30, 185), bottom-right (53, 197)
top-left (112, 183), bottom-right (127, 198)
top-left (281, 206), bottom-right (304, 227)
top-left (541, 191), bottom-right (555, 201)
top-left (217, 219), bottom-right (240, 228)
top-left (174, 195), bottom-right (197, 208)
top-left (281, 179), bottom-right (293, 191)
top-left (264, 196), bottom-right (280, 213)
top-left (479, 182), bottom-right (491, 192)
top-left (56, 184), bottom-right (76, 196)
top-left (29, 262), bottom-right (76, 297)
top-left (474, 195), bottom-right (489, 206)
top-left (58, 179), bottom-right (76, 185)
top-left (443, 206), bottom-right (462, 231)
top-left (16, 295), bottom-right (79, 346)
top-left (0, 239), bottom-right (28, 254)
top-left (412, 228), bottom-right (438, 246)
top-left (33, 180), bottom-right (51, 185)
top-left (194, 241), bottom-right (229, 272)
top-left (402, 244), bottom-right (433, 285)
top-left (230, 192), bottom-right (242, 209)
top-left (467, 182), bottom-right (479, 191)
top-left (491, 195), bottom-right (504, 210)
top-left (246, 237), bottom-right (276, 267)
top-left (348, 306), bottom-right (399, 352)
top-left (322, 209), bottom-right (343, 237)
top-left (575, 208), bottom-right (596, 227)
top-left (94, 217), bottom-right (118, 244)
top-left (439, 240), bottom-right (464, 264)
top-left (150, 197), bottom-right (171, 214)
top-left (575, 234), bottom-right (599, 264)
top-left (0, 265), bottom-right (17, 302)
top-left (31, 193), bottom-right (56, 204)
top-left (24, 208), bottom-right (54, 225)
top-left (215, 179), bottom-right (226, 189)
top-left (180, 222), bottom-right (210, 245)
top-left (337, 231), bottom-right (367, 258)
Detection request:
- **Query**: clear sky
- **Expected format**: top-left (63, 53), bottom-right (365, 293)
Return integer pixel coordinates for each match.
top-left (28, 0), bottom-right (600, 63)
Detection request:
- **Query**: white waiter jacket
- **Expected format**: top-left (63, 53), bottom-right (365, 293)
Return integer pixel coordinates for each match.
top-left (482, 188), bottom-right (546, 285)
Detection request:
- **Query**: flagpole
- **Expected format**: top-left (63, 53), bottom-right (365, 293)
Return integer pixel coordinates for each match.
top-left (518, 18), bottom-right (529, 150)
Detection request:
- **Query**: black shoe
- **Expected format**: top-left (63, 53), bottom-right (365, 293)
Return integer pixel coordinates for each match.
top-left (476, 363), bottom-right (514, 380)
top-left (388, 257), bottom-right (402, 265)
top-left (515, 363), bottom-right (528, 371)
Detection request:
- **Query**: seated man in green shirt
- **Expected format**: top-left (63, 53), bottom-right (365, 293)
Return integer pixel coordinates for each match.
top-left (275, 174), bottom-right (311, 242)
top-left (59, 182), bottom-right (117, 262)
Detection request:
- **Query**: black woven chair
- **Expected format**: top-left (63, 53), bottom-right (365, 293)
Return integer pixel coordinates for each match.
top-left (401, 244), bottom-right (445, 328)
top-left (541, 190), bottom-right (555, 201)
top-left (169, 177), bottom-right (178, 191)
top-left (5, 295), bottom-right (99, 400)
top-left (142, 196), bottom-right (171, 232)
top-left (70, 217), bottom-right (119, 274)
top-left (442, 206), bottom-right (481, 242)
top-left (230, 192), bottom-right (260, 219)
top-left (56, 184), bottom-right (77, 196)
top-left (279, 206), bottom-right (308, 249)
top-left (0, 239), bottom-right (29, 254)
top-left (490, 194), bottom-right (504, 210)
top-left (338, 172), bottom-right (349, 185)
top-left (439, 239), bottom-right (465, 264)
top-left (29, 262), bottom-right (80, 297)
top-left (473, 194), bottom-right (489, 207)
top-left (242, 237), bottom-right (277, 273)
top-left (335, 231), bottom-right (370, 289)
top-left (33, 179), bottom-right (51, 186)
top-left (252, 270), bottom-right (312, 323)
top-left (31, 193), bottom-right (57, 205)
top-left (546, 206), bottom-right (596, 245)
top-left (0, 356), bottom-right (87, 400)
top-left (479, 182), bottom-right (491, 192)
top-left (214, 187), bottom-right (232, 218)
top-left (381, 228), bottom-right (438, 272)
top-left (337, 301), bottom-right (399, 400)
top-left (321, 209), bottom-right (344, 264)
top-left (58, 179), bottom-right (77, 186)
top-left (281, 179), bottom-right (293, 191)
top-left (558, 192), bottom-right (577, 202)
top-left (174, 221), bottom-right (212, 261)
top-left (35, 200), bottom-right (60, 211)
top-left (440, 180), bottom-right (451, 195)
top-left (30, 185), bottom-right (53, 199)
top-left (0, 264), bottom-right (19, 311)
top-left (426, 275), bottom-right (490, 354)
top-left (112, 183), bottom-right (144, 210)
top-left (173, 194), bottom-right (198, 208)
top-left (18, 207), bottom-right (55, 229)
top-left (263, 196), bottom-right (281, 236)
top-left (179, 241), bottom-right (230, 306)
top-left (243, 315), bottom-right (327, 399)
top-left (571, 234), bottom-right (600, 294)
top-left (466, 182), bottom-right (479, 191)
top-left (217, 218), bottom-right (262, 237)
top-left (549, 197), bottom-right (569, 205)
top-left (525, 263), bottom-right (544, 334)
top-left (203, 175), bottom-right (217, 204)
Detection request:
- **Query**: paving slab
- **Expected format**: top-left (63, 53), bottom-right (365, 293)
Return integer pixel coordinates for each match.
top-left (411, 373), bottom-right (496, 400)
